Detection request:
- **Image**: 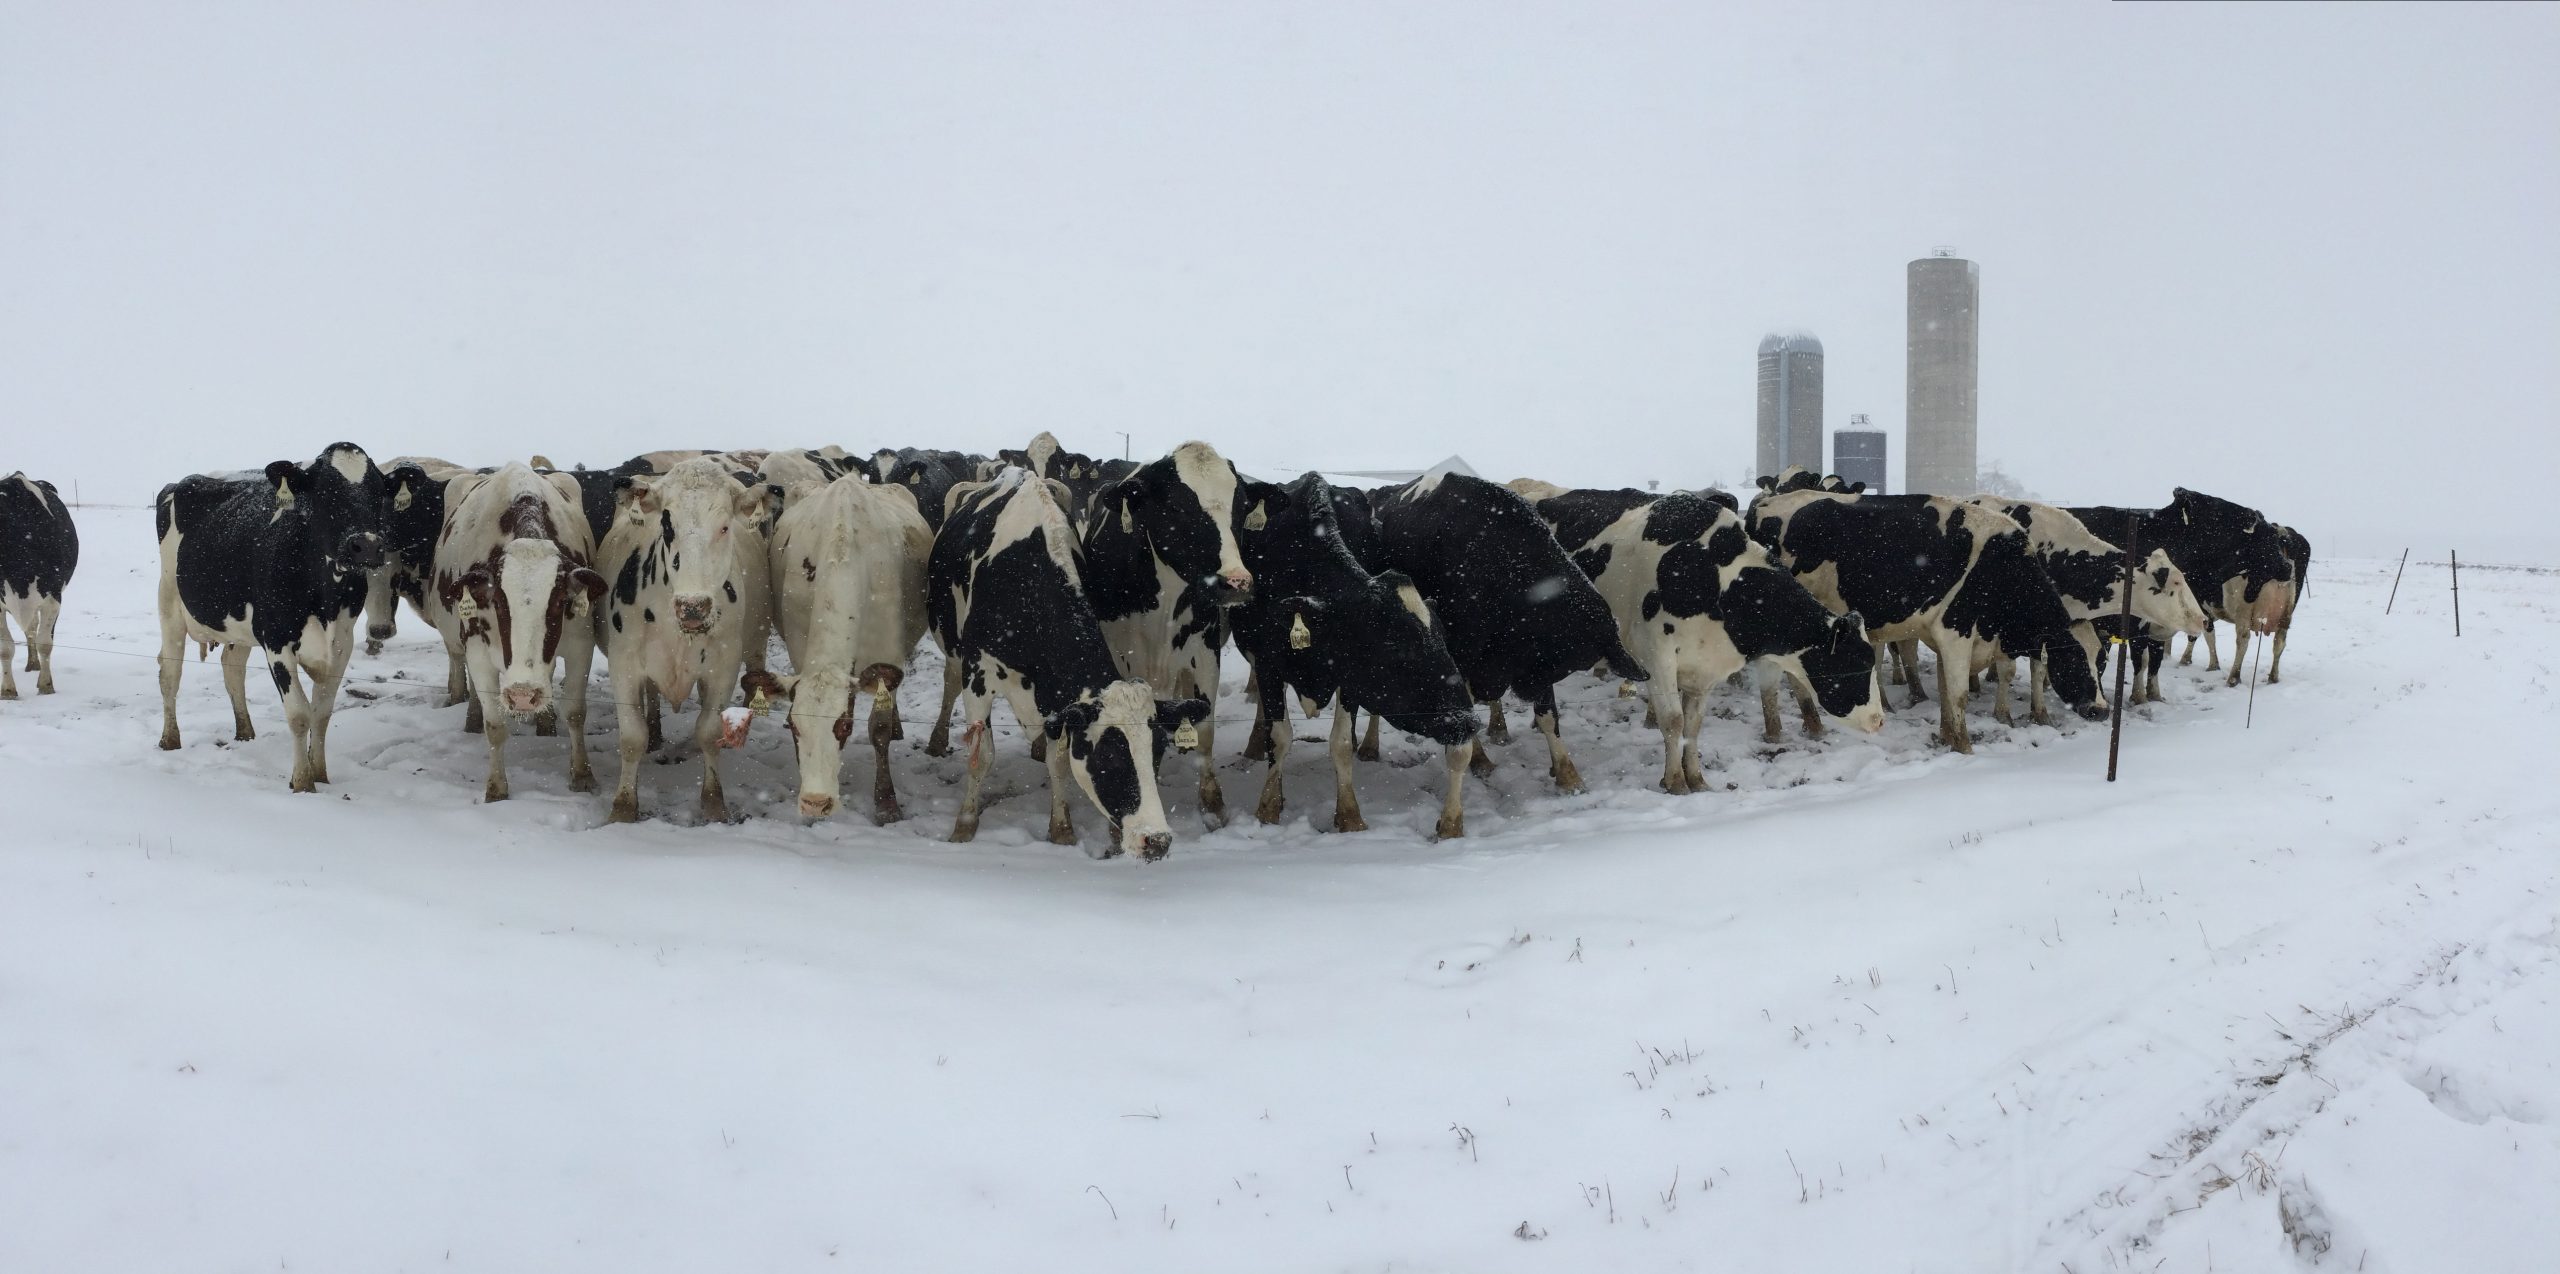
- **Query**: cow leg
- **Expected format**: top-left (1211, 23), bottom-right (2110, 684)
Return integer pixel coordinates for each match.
top-left (533, 700), bottom-right (559, 737)
top-left (693, 693), bottom-right (730, 823)
top-left (1757, 661), bottom-right (1787, 742)
top-left (869, 694), bottom-right (902, 824)
top-left (463, 672), bottom-right (485, 734)
top-left (2223, 621), bottom-right (2251, 689)
top-left (563, 627), bottom-right (598, 793)
top-left (2029, 654), bottom-right (2051, 726)
top-left (271, 658), bottom-right (320, 793)
top-left (2268, 621), bottom-right (2290, 685)
top-left (608, 672), bottom-right (647, 823)
top-left (1485, 697), bottom-right (1510, 744)
top-left (644, 683), bottom-right (664, 753)
top-left (1652, 681), bottom-right (1688, 794)
top-left (1045, 729), bottom-right (1081, 850)
top-left (0, 609), bottom-right (17, 699)
top-left (303, 623), bottom-right (359, 786)
top-left (441, 640), bottom-right (469, 707)
top-left (1681, 687), bottom-right (1709, 792)
top-left (33, 599), bottom-right (60, 693)
top-left (1468, 728), bottom-right (1498, 778)
top-left (1328, 698), bottom-right (1367, 832)
top-left (1933, 637), bottom-right (1973, 754)
top-left (1241, 668), bottom-right (1272, 761)
top-left (949, 712), bottom-right (991, 843)
top-left (924, 658), bottom-right (961, 757)
top-left (1356, 708), bottom-right (1381, 762)
top-left (1532, 686), bottom-right (1582, 794)
top-left (1991, 657), bottom-right (2014, 727)
top-left (156, 602), bottom-right (186, 750)
top-left (1793, 673), bottom-right (1826, 739)
top-left (1899, 640), bottom-right (1929, 707)
top-left (220, 644), bottom-right (257, 741)
top-left (1253, 679), bottom-right (1292, 824)
top-left (1434, 740), bottom-right (1470, 840)
top-left (480, 691), bottom-right (512, 802)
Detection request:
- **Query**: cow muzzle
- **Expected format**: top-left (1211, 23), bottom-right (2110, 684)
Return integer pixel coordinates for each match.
top-left (343, 534), bottom-right (387, 571)
top-left (1136, 831), bottom-right (1173, 862)
top-left (1205, 568), bottom-right (1254, 605)
top-left (367, 622), bottom-right (396, 642)
top-left (798, 793), bottom-right (838, 820)
top-left (2076, 701), bottom-right (2112, 723)
top-left (504, 684), bottom-right (548, 715)
top-left (672, 595), bottom-right (715, 633)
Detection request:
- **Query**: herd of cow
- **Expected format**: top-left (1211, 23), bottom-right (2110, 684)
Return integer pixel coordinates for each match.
top-left (0, 440), bottom-right (2306, 859)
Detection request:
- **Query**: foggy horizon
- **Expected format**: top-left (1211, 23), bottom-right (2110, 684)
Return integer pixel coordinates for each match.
top-left (5, 2), bottom-right (2554, 558)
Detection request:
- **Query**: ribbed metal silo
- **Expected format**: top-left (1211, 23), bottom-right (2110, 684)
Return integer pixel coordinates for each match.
top-left (1905, 253), bottom-right (1978, 495)
top-left (1832, 416), bottom-right (1887, 492)
top-left (1755, 332), bottom-right (1825, 480)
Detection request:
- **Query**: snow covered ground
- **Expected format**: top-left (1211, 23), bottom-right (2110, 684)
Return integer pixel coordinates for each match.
top-left (3, 509), bottom-right (2553, 1273)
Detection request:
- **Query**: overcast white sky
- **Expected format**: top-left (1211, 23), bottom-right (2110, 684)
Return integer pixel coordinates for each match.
top-left (4, 2), bottom-right (2553, 557)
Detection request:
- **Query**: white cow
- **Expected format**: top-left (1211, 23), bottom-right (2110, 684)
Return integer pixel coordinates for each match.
top-left (742, 474), bottom-right (932, 822)
top-left (432, 463), bottom-right (607, 802)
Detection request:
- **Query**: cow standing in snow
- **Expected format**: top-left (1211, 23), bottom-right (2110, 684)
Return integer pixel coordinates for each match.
top-left (1231, 473), bottom-right (1479, 836)
top-left (431, 463), bottom-right (607, 802)
top-left (1369, 472), bottom-right (1646, 792)
top-left (2266, 525), bottom-right (2309, 684)
top-left (930, 468), bottom-right (1210, 859)
top-left (155, 443), bottom-right (389, 791)
top-left (1078, 441), bottom-right (1258, 826)
top-left (2066, 489), bottom-right (2297, 691)
top-left (1750, 492), bottom-right (2106, 753)
top-left (1523, 486), bottom-right (1885, 791)
top-left (1963, 497), bottom-right (2208, 723)
top-left (0, 472), bottom-right (77, 700)
top-left (742, 473), bottom-right (933, 822)
top-left (597, 458), bottom-right (780, 823)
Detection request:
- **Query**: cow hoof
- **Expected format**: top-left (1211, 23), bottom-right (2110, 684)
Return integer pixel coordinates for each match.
top-left (364, 639), bottom-right (383, 656)
top-left (1048, 818), bottom-right (1077, 847)
top-left (923, 738), bottom-right (950, 758)
top-left (290, 777), bottom-right (317, 795)
top-left (568, 769), bottom-right (595, 793)
top-left (2, 686), bottom-right (19, 701)
top-left (949, 818), bottom-right (978, 844)
top-left (39, 681), bottom-right (55, 695)
top-left (485, 784), bottom-right (509, 804)
top-left (1355, 743), bottom-right (1380, 763)
top-left (700, 795), bottom-right (730, 824)
top-left (1432, 813), bottom-right (1465, 841)
top-left (873, 801), bottom-right (903, 826)
top-left (1468, 748), bottom-right (1496, 779)
top-left (1662, 775), bottom-right (1689, 796)
top-left (1255, 796), bottom-right (1285, 824)
top-left (1552, 763), bottom-right (1584, 794)
top-left (159, 732), bottom-right (181, 751)
top-left (1333, 808), bottom-right (1368, 834)
top-left (310, 765), bottom-right (330, 785)
top-left (608, 797), bottom-right (639, 824)
top-left (1029, 735), bottom-right (1048, 763)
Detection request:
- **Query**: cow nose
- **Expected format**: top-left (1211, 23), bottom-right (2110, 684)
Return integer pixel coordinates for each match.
top-left (504, 685), bottom-right (545, 714)
top-left (2077, 702), bottom-right (2112, 723)
top-left (1138, 832), bottom-right (1173, 862)
top-left (673, 595), bottom-right (714, 632)
top-left (1222, 568), bottom-right (1252, 592)
top-left (367, 623), bottom-right (396, 641)
top-left (346, 536), bottom-right (386, 570)
top-left (798, 793), bottom-right (837, 819)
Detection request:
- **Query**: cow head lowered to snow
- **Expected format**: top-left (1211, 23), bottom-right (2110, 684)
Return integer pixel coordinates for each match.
top-left (614, 461), bottom-right (778, 637)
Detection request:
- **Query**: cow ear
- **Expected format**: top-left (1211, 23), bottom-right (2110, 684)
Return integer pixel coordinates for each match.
top-left (1042, 699), bottom-right (1099, 741)
top-left (616, 475), bottom-right (656, 517)
top-left (740, 668), bottom-right (794, 706)
top-left (568, 565), bottom-right (608, 602)
top-left (458, 563), bottom-right (495, 606)
top-left (1154, 698), bottom-right (1211, 730)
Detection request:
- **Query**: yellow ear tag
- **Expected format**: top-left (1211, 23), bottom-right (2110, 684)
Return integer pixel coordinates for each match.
top-left (393, 485), bottom-right (414, 512)
top-left (1245, 502), bottom-right (1267, 531)
top-left (872, 686), bottom-right (897, 714)
top-left (1289, 613), bottom-right (1312, 649)
top-left (748, 686), bottom-right (770, 715)
top-left (1119, 504), bottom-right (1133, 533)
top-left (1173, 720), bottom-right (1199, 752)
top-left (456, 595), bottom-right (477, 622)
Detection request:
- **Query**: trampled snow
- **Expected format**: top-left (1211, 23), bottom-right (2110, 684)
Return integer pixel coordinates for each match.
top-left (3, 510), bottom-right (2553, 1272)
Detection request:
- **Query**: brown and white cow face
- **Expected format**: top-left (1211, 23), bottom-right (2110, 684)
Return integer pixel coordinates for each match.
top-left (452, 536), bottom-right (606, 717)
top-left (741, 663), bottom-right (904, 820)
top-left (618, 460), bottom-right (775, 637)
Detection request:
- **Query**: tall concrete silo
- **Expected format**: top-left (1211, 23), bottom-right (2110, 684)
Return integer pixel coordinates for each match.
top-left (1905, 251), bottom-right (1978, 495)
top-left (1756, 332), bottom-right (1824, 479)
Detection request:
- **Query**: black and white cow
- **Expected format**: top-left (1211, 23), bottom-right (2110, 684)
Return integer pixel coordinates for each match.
top-left (930, 467), bottom-right (1210, 859)
top-left (2065, 489), bottom-right (2297, 690)
top-left (367, 457), bottom-right (471, 673)
top-left (1079, 441), bottom-right (1257, 825)
top-left (997, 431), bottom-right (1126, 524)
top-left (1523, 486), bottom-right (1885, 790)
top-left (1962, 497), bottom-right (2207, 723)
top-left (597, 458), bottom-right (781, 823)
top-left (1750, 491), bottom-right (2106, 753)
top-left (2267, 525), bottom-right (2309, 684)
top-left (1369, 471), bottom-right (1646, 792)
top-left (1230, 473), bottom-right (1478, 836)
top-left (869, 448), bottom-right (988, 533)
top-left (741, 474), bottom-right (933, 823)
top-left (155, 443), bottom-right (389, 791)
top-left (432, 463), bottom-right (607, 802)
top-left (0, 472), bottom-right (77, 700)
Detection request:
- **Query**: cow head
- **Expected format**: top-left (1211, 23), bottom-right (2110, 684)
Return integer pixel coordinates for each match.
top-left (1043, 680), bottom-right (1208, 860)
top-left (267, 442), bottom-right (389, 579)
top-left (2130, 548), bottom-right (2209, 636)
top-left (452, 538), bottom-right (607, 717)
top-left (1096, 442), bottom-right (1254, 606)
top-left (1966, 529), bottom-right (2109, 722)
top-left (740, 663), bottom-right (905, 820)
top-left (1286, 572), bottom-right (1479, 745)
top-left (616, 459), bottom-right (775, 636)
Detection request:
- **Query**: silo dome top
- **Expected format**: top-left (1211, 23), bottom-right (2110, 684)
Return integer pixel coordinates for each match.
top-left (1758, 331), bottom-right (1824, 356)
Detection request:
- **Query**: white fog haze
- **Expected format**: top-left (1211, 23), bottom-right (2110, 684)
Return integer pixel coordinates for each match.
top-left (5, 2), bottom-right (2554, 557)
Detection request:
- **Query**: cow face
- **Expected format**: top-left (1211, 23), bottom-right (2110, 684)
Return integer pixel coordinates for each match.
top-left (1043, 680), bottom-right (1204, 859)
top-left (2133, 549), bottom-right (2209, 636)
top-left (267, 442), bottom-right (389, 578)
top-left (740, 663), bottom-right (903, 820)
top-left (457, 538), bottom-right (605, 717)
top-left (1102, 442), bottom-right (1254, 606)
top-left (618, 460), bottom-right (774, 636)
top-left (1287, 574), bottom-right (1478, 745)
top-left (1798, 612), bottom-right (1885, 731)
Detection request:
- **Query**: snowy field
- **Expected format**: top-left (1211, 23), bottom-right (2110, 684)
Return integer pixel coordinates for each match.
top-left (4, 507), bottom-right (2554, 1273)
